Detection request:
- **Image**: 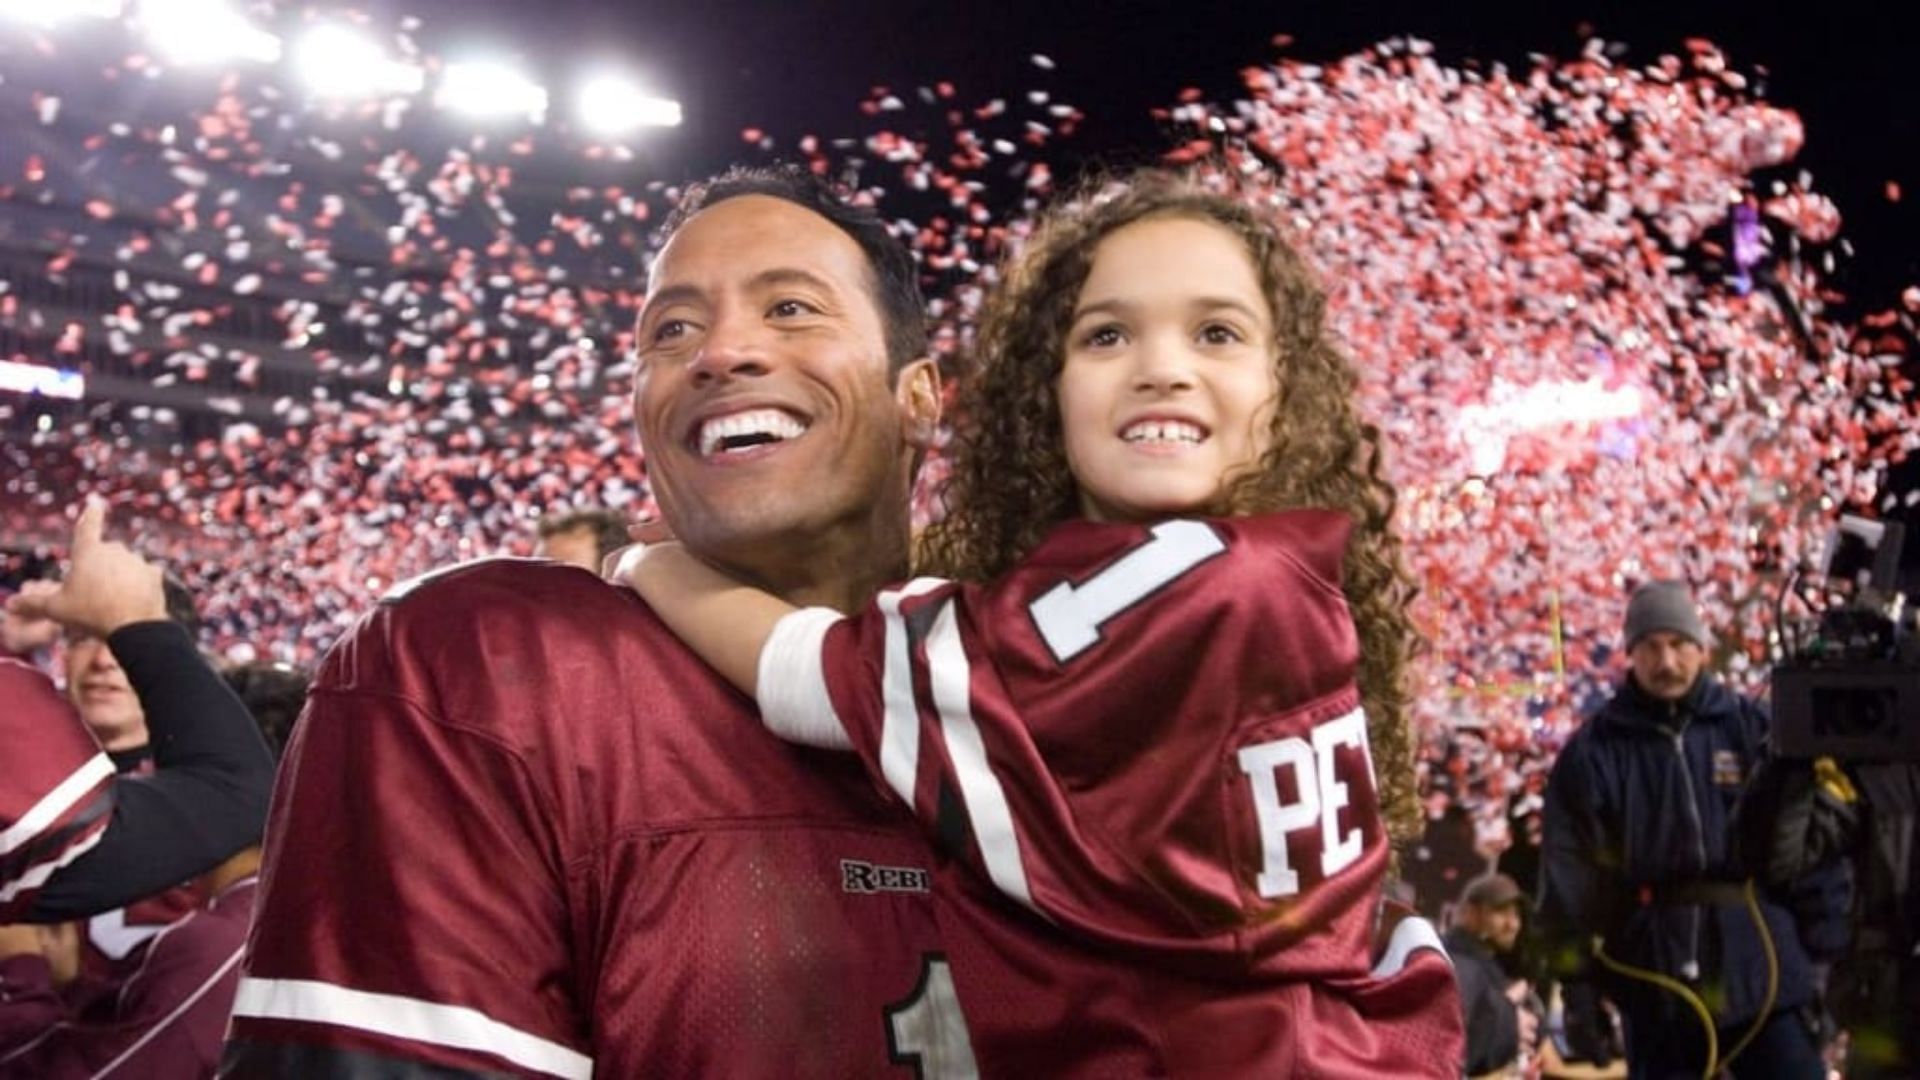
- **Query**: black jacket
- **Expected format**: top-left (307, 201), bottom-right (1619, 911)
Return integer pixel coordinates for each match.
top-left (1538, 673), bottom-right (1849, 1027)
top-left (1443, 926), bottom-right (1519, 1075)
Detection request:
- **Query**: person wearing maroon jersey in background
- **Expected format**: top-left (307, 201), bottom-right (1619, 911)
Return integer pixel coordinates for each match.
top-left (618, 171), bottom-right (1462, 1074)
top-left (0, 500), bottom-right (273, 927)
top-left (0, 661), bottom-right (115, 923)
top-left (3, 511), bottom-right (269, 1069)
top-left (0, 659), bottom-right (299, 1078)
top-left (223, 166), bottom-right (978, 1078)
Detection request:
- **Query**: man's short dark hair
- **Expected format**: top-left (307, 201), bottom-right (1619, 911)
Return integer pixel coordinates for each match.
top-left (222, 661), bottom-right (309, 762)
top-left (537, 509), bottom-right (631, 567)
top-left (661, 164), bottom-right (929, 375)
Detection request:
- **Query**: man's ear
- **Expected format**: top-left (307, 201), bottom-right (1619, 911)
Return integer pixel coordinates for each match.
top-left (895, 357), bottom-right (941, 449)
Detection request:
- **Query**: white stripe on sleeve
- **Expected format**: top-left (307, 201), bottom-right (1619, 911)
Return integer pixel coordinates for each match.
top-left (0, 825), bottom-right (105, 904)
top-left (2, 752), bottom-right (113, 856)
top-left (229, 977), bottom-right (594, 1079)
top-left (877, 578), bottom-right (948, 807)
top-left (923, 600), bottom-right (1039, 913)
top-left (1371, 914), bottom-right (1449, 978)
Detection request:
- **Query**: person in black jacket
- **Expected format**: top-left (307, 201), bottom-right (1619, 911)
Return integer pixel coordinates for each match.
top-left (1445, 873), bottom-right (1538, 1077)
top-left (1538, 580), bottom-right (1847, 1079)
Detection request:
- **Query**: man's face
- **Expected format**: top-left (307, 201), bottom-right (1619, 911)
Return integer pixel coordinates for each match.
top-left (537, 527), bottom-right (602, 573)
top-left (1461, 901), bottom-right (1523, 953)
top-left (64, 633), bottom-right (147, 752)
top-left (633, 195), bottom-right (930, 571)
top-left (1628, 630), bottom-right (1705, 702)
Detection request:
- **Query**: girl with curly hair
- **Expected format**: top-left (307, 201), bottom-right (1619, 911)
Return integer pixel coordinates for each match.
top-left (622, 169), bottom-right (1455, 1069)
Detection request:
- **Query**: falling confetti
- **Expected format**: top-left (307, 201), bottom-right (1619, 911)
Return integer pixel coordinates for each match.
top-left (0, 20), bottom-right (1913, 851)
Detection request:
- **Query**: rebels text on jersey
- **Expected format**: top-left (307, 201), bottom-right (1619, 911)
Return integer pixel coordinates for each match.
top-left (222, 561), bottom-right (980, 1079)
top-left (759, 513), bottom-right (1464, 1074)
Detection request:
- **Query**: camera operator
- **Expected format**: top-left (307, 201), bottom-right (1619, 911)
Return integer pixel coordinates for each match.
top-left (1737, 735), bottom-right (1918, 1078)
top-left (1736, 512), bottom-right (1919, 1078)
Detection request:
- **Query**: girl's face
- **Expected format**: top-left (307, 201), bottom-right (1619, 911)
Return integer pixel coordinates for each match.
top-left (1056, 215), bottom-right (1279, 524)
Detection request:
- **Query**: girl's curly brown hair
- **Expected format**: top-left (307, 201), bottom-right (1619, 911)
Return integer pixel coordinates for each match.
top-left (919, 169), bottom-right (1422, 844)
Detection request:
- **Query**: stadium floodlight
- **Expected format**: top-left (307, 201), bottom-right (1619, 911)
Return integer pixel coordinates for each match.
top-left (436, 59), bottom-right (548, 123)
top-left (294, 24), bottom-right (425, 99)
top-left (578, 73), bottom-right (682, 136)
top-left (139, 0), bottom-right (281, 65)
top-left (0, 0), bottom-right (122, 26)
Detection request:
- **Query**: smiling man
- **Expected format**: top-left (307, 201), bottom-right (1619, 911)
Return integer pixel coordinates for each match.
top-left (222, 168), bottom-right (975, 1078)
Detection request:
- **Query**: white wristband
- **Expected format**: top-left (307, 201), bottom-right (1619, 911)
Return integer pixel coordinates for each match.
top-left (757, 607), bottom-right (854, 750)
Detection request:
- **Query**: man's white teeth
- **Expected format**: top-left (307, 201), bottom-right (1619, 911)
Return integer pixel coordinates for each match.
top-left (698, 409), bottom-right (807, 457)
top-left (1122, 420), bottom-right (1205, 444)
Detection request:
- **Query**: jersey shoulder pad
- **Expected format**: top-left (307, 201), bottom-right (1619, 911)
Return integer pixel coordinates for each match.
top-left (1239, 509), bottom-right (1353, 591)
top-left (381, 556), bottom-right (539, 605)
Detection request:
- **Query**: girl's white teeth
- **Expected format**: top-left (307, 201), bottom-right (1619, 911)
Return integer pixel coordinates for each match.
top-left (1122, 420), bottom-right (1204, 444)
top-left (698, 409), bottom-right (808, 457)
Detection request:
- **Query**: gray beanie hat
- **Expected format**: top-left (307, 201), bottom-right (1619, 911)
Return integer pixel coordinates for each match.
top-left (1623, 580), bottom-right (1709, 648)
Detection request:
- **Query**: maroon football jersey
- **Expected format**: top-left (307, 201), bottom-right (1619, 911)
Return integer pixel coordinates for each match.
top-left (758, 513), bottom-right (1464, 1074)
top-left (0, 658), bottom-right (113, 922)
top-left (79, 748), bottom-right (203, 989)
top-left (224, 561), bottom-right (980, 1078)
top-left (0, 875), bottom-right (256, 1078)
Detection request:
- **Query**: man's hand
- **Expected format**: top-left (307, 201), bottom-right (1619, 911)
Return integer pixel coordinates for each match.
top-left (603, 518), bottom-right (678, 584)
top-left (0, 581), bottom-right (62, 655)
top-left (4, 499), bottom-right (167, 639)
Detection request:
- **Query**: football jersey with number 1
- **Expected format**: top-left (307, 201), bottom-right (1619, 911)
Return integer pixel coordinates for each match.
top-left (224, 562), bottom-right (983, 1078)
top-left (758, 511), bottom-right (1464, 1075)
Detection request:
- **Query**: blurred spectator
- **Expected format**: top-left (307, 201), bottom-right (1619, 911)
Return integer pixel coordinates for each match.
top-left (1538, 581), bottom-right (1847, 1078)
top-left (56, 574), bottom-right (212, 979)
top-left (0, 658), bottom-right (299, 1078)
top-left (219, 663), bottom-right (308, 758)
top-left (0, 581), bottom-right (60, 668)
top-left (0, 660), bottom-right (115, 922)
top-left (63, 575), bottom-right (200, 764)
top-left (2, 502), bottom-right (273, 923)
top-left (534, 509), bottom-right (630, 573)
top-left (1446, 874), bottom-right (1539, 1078)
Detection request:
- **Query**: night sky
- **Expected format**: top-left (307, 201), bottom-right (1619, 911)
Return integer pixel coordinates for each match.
top-left (427, 0), bottom-right (1919, 303)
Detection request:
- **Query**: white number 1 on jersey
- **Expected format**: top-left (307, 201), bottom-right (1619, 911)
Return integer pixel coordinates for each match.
top-left (887, 954), bottom-right (980, 1078)
top-left (1028, 520), bottom-right (1227, 664)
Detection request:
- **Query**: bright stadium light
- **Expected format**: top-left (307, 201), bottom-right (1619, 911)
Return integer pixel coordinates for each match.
top-left (138, 0), bottom-right (281, 65)
top-left (436, 59), bottom-right (548, 123)
top-left (0, 0), bottom-right (122, 26)
top-left (293, 23), bottom-right (425, 99)
top-left (578, 73), bottom-right (682, 136)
